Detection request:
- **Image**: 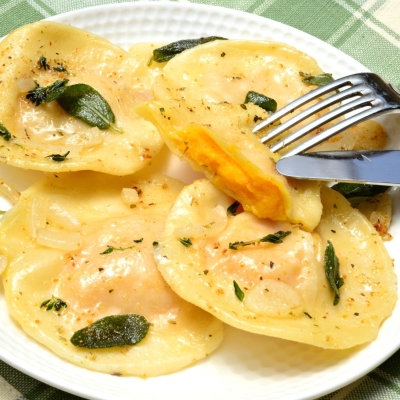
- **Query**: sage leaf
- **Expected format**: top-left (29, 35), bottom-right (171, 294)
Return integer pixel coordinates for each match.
top-left (26, 79), bottom-right (69, 106)
top-left (153, 36), bottom-right (227, 62)
top-left (245, 91), bottom-right (277, 113)
top-left (70, 314), bottom-right (150, 348)
top-left (301, 72), bottom-right (334, 86)
top-left (331, 182), bottom-right (389, 207)
top-left (54, 84), bottom-right (122, 132)
top-left (324, 240), bottom-right (344, 306)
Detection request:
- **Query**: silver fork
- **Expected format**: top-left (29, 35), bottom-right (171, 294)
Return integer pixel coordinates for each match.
top-left (253, 72), bottom-right (400, 157)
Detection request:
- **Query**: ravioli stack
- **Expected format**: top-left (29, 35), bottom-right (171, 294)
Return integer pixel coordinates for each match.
top-left (136, 38), bottom-right (396, 348)
top-left (0, 21), bottom-right (396, 379)
top-left (0, 22), bottom-right (223, 377)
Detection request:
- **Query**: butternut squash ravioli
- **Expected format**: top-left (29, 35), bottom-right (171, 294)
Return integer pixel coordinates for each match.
top-left (137, 40), bottom-right (386, 231)
top-left (0, 21), bottom-right (163, 175)
top-left (154, 179), bottom-right (397, 349)
top-left (0, 23), bottom-right (396, 376)
top-left (0, 171), bottom-right (223, 376)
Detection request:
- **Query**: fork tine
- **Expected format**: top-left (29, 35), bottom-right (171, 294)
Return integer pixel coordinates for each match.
top-left (278, 104), bottom-right (383, 157)
top-left (253, 74), bottom-right (366, 133)
top-left (259, 85), bottom-right (371, 143)
top-left (269, 94), bottom-right (378, 153)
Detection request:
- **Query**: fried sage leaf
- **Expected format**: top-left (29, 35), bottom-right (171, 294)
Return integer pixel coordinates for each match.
top-left (27, 80), bottom-right (121, 132)
top-left (301, 72), bottom-right (334, 86)
top-left (153, 36), bottom-right (227, 62)
top-left (324, 240), bottom-right (344, 306)
top-left (55, 83), bottom-right (121, 132)
top-left (70, 314), bottom-right (150, 348)
top-left (244, 90), bottom-right (277, 113)
top-left (331, 182), bottom-right (389, 206)
top-left (26, 79), bottom-right (69, 106)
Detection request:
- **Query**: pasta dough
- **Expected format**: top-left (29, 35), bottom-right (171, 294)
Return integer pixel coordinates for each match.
top-left (154, 179), bottom-right (396, 349)
top-left (136, 99), bottom-right (322, 231)
top-left (152, 39), bottom-right (386, 152)
top-left (137, 40), bottom-right (386, 230)
top-left (0, 21), bottom-right (164, 175)
top-left (0, 171), bottom-right (223, 376)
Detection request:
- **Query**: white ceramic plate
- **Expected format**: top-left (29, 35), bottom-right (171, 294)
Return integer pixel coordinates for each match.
top-left (1, 3), bottom-right (400, 400)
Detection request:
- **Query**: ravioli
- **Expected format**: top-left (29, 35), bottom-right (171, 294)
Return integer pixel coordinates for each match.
top-left (128, 42), bottom-right (168, 83)
top-left (0, 21), bottom-right (163, 175)
top-left (153, 40), bottom-right (322, 105)
top-left (153, 39), bottom-right (386, 152)
top-left (0, 171), bottom-right (223, 376)
top-left (154, 179), bottom-right (396, 349)
top-left (136, 99), bottom-right (322, 231)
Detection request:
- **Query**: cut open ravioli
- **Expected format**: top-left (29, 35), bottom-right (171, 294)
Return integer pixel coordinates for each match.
top-left (153, 39), bottom-right (386, 152)
top-left (154, 179), bottom-right (396, 349)
top-left (0, 172), bottom-right (223, 376)
top-left (0, 21), bottom-right (163, 175)
top-left (136, 99), bottom-right (322, 231)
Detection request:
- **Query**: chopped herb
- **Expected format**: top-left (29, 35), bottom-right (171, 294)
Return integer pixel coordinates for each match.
top-left (152, 36), bottom-right (228, 62)
top-left (70, 314), bottom-right (150, 348)
top-left (53, 64), bottom-right (68, 72)
top-left (331, 182), bottom-right (388, 207)
top-left (304, 312), bottom-right (313, 319)
top-left (152, 241), bottom-right (159, 247)
top-left (179, 237), bottom-right (192, 247)
top-left (0, 123), bottom-right (11, 141)
top-left (240, 104), bottom-right (247, 110)
top-left (133, 238), bottom-right (143, 243)
top-left (100, 244), bottom-right (137, 254)
top-left (301, 72), bottom-right (334, 86)
top-left (245, 91), bottom-right (277, 113)
top-left (26, 79), bottom-right (69, 106)
top-left (40, 295), bottom-right (67, 312)
top-left (227, 200), bottom-right (241, 216)
top-left (38, 55), bottom-right (50, 70)
top-left (233, 280), bottom-right (245, 302)
top-left (229, 230), bottom-right (291, 250)
top-left (45, 151), bottom-right (70, 162)
top-left (324, 240), bottom-right (344, 306)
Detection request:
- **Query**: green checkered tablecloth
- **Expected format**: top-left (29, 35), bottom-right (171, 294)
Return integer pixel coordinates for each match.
top-left (1, 1), bottom-right (400, 399)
